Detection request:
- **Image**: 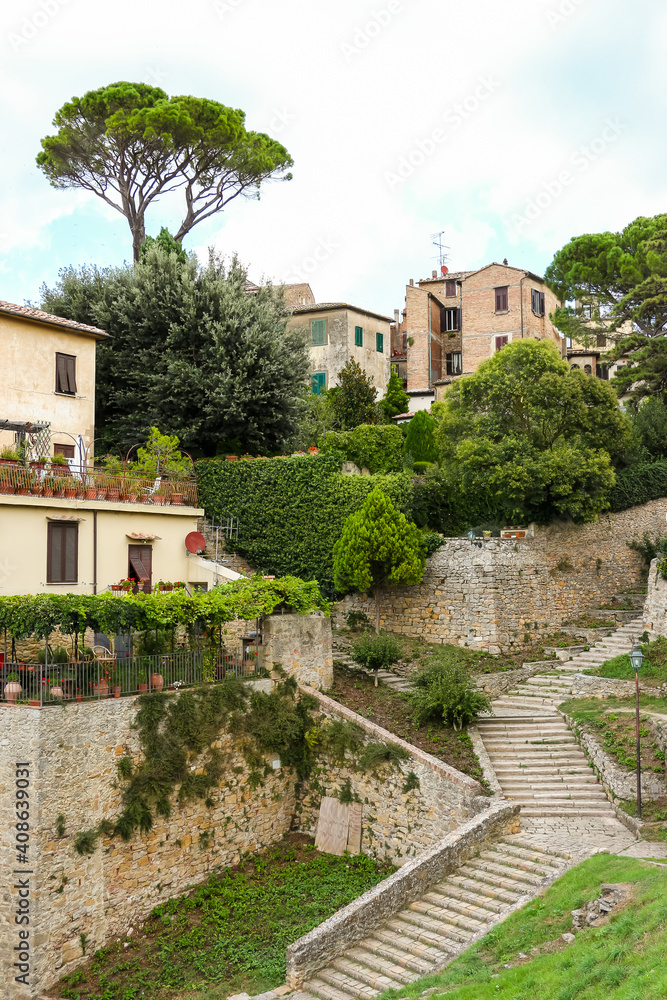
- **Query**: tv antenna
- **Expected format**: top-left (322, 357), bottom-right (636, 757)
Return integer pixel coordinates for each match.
top-left (431, 231), bottom-right (450, 270)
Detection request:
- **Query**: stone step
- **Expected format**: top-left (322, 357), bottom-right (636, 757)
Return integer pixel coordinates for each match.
top-left (519, 805), bottom-right (614, 817)
top-left (332, 953), bottom-right (415, 990)
top-left (445, 873), bottom-right (523, 904)
top-left (456, 864), bottom-right (532, 895)
top-left (419, 889), bottom-right (496, 924)
top-left (494, 767), bottom-right (593, 776)
top-left (439, 881), bottom-right (509, 913)
top-left (361, 931), bottom-right (445, 973)
top-left (389, 910), bottom-right (471, 945)
top-left (465, 858), bottom-right (544, 887)
top-left (408, 898), bottom-right (486, 933)
top-left (305, 975), bottom-right (370, 1000)
top-left (502, 779), bottom-right (599, 790)
top-left (495, 840), bottom-right (565, 867)
top-left (480, 849), bottom-right (556, 877)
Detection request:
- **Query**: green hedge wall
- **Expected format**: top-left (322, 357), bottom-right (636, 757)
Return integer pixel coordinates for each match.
top-left (196, 455), bottom-right (414, 595)
top-left (608, 461), bottom-right (667, 512)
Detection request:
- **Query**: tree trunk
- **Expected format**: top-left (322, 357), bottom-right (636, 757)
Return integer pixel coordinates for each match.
top-left (374, 586), bottom-right (380, 686)
top-left (131, 216), bottom-right (146, 263)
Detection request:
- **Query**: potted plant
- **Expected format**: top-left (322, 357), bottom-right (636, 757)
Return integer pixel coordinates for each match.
top-left (64, 483), bottom-right (78, 499)
top-left (76, 689), bottom-right (83, 703)
top-left (120, 578), bottom-right (134, 592)
top-left (50, 453), bottom-right (70, 474)
top-left (112, 682), bottom-right (122, 698)
top-left (152, 492), bottom-right (167, 505)
top-left (0, 447), bottom-right (19, 465)
top-left (110, 583), bottom-right (123, 593)
top-left (170, 491), bottom-right (184, 505)
top-left (149, 670), bottom-right (164, 692)
top-left (4, 672), bottom-right (22, 703)
top-left (173, 581), bottom-right (186, 590)
top-left (137, 670), bottom-right (148, 694)
top-left (106, 487), bottom-right (120, 502)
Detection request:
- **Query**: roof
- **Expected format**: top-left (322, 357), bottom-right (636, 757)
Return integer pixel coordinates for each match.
top-left (417, 271), bottom-right (476, 284)
top-left (291, 302), bottom-right (393, 323)
top-left (416, 263), bottom-right (546, 287)
top-left (0, 300), bottom-right (110, 339)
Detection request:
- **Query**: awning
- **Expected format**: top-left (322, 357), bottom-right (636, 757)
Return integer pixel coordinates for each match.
top-left (46, 515), bottom-right (86, 522)
top-left (126, 532), bottom-right (162, 541)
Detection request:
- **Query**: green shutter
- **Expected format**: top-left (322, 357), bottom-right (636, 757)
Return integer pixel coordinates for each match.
top-left (376, 332), bottom-right (384, 353)
top-left (311, 319), bottom-right (326, 345)
top-left (355, 326), bottom-right (363, 347)
top-left (311, 372), bottom-right (326, 395)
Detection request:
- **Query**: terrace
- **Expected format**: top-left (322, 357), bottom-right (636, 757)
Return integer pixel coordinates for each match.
top-left (0, 461), bottom-right (198, 507)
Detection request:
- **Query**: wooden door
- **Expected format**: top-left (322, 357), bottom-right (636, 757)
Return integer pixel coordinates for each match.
top-left (128, 545), bottom-right (152, 594)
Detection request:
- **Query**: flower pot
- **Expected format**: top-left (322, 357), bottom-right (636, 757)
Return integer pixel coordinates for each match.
top-left (43, 488), bottom-right (53, 498)
top-left (50, 686), bottom-right (63, 700)
top-left (152, 495), bottom-right (165, 505)
top-left (96, 490), bottom-right (108, 500)
top-left (111, 585), bottom-right (122, 592)
top-left (150, 672), bottom-right (164, 692)
top-left (107, 488), bottom-right (120, 502)
top-left (113, 685), bottom-right (122, 698)
top-left (126, 493), bottom-right (137, 503)
top-left (137, 683), bottom-right (148, 694)
top-left (4, 681), bottom-right (22, 703)
top-left (225, 455), bottom-right (238, 461)
top-left (18, 487), bottom-right (30, 496)
top-left (0, 483), bottom-right (14, 494)
top-left (140, 495), bottom-right (151, 504)
top-left (64, 487), bottom-right (77, 499)
top-left (94, 678), bottom-right (109, 699)
top-left (32, 485), bottom-right (44, 496)
top-left (84, 488), bottom-right (97, 500)
top-left (29, 699), bottom-right (41, 707)
top-left (170, 492), bottom-right (184, 505)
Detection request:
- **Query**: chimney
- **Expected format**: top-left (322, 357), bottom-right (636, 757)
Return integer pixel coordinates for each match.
top-left (394, 309), bottom-right (400, 326)
top-left (432, 270), bottom-right (437, 278)
top-left (409, 278), bottom-right (414, 286)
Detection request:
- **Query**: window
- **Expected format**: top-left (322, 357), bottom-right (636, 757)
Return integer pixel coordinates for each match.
top-left (443, 307), bottom-right (460, 332)
top-left (570, 363), bottom-right (580, 370)
top-left (445, 279), bottom-right (457, 297)
top-left (47, 522), bottom-right (78, 584)
top-left (376, 332), bottom-right (384, 352)
top-left (583, 364), bottom-right (592, 376)
top-left (55, 353), bottom-right (76, 395)
top-left (311, 319), bottom-right (326, 345)
top-left (354, 325), bottom-right (363, 347)
top-left (495, 286), bottom-right (509, 312)
top-left (582, 304), bottom-right (592, 320)
top-left (566, 337), bottom-right (573, 349)
top-left (531, 289), bottom-right (545, 316)
top-left (128, 545), bottom-right (152, 595)
top-left (597, 334), bottom-right (606, 348)
top-left (495, 335), bottom-right (509, 352)
top-left (54, 443), bottom-right (75, 459)
top-left (311, 372), bottom-right (326, 394)
top-left (192, 583), bottom-right (208, 594)
top-left (446, 352), bottom-right (462, 376)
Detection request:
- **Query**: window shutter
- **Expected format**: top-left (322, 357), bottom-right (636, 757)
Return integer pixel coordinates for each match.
top-left (56, 354), bottom-right (67, 393)
top-left (495, 335), bottom-right (509, 352)
top-left (540, 292), bottom-right (545, 316)
top-left (376, 332), bottom-right (384, 352)
top-left (47, 523), bottom-right (78, 583)
top-left (495, 287), bottom-right (508, 312)
top-left (445, 280), bottom-right (457, 297)
top-left (311, 320), bottom-right (326, 346)
top-left (355, 326), bottom-right (363, 347)
top-left (66, 355), bottom-right (77, 393)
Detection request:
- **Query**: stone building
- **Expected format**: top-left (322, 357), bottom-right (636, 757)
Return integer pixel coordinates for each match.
top-left (392, 262), bottom-right (563, 405)
top-left (565, 301), bottom-right (632, 382)
top-left (286, 300), bottom-right (392, 396)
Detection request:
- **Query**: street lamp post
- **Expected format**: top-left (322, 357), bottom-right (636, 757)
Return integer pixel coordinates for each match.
top-left (630, 642), bottom-right (644, 819)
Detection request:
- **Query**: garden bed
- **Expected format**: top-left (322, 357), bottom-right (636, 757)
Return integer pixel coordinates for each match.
top-left (560, 698), bottom-right (666, 775)
top-left (329, 664), bottom-right (487, 785)
top-left (51, 835), bottom-right (394, 1000)
top-left (591, 635), bottom-right (667, 686)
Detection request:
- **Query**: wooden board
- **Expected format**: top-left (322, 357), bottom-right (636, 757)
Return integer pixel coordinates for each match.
top-left (346, 802), bottom-right (363, 854)
top-left (315, 797), bottom-right (351, 856)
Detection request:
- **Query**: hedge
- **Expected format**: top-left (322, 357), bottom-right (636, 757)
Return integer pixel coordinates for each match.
top-left (608, 461), bottom-right (667, 512)
top-left (196, 455), bottom-right (414, 595)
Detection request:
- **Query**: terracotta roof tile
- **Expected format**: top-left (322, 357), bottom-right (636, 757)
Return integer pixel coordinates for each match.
top-left (0, 300), bottom-right (110, 339)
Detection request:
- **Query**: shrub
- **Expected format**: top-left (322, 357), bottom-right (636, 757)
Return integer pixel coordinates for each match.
top-left (608, 460), bottom-right (667, 512)
top-left (410, 660), bottom-right (491, 730)
top-left (421, 531), bottom-right (445, 557)
top-left (404, 410), bottom-right (438, 463)
top-left (350, 632), bottom-right (402, 682)
top-left (319, 424), bottom-right (404, 473)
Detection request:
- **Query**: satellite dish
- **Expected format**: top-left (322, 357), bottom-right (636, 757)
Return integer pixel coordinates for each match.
top-left (441, 265), bottom-right (449, 275)
top-left (185, 531), bottom-right (206, 554)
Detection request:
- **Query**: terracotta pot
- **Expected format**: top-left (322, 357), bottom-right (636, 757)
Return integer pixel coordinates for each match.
top-left (50, 686), bottom-right (63, 700)
top-left (31, 485), bottom-right (44, 496)
top-left (127, 493), bottom-right (138, 503)
top-left (96, 490), bottom-right (108, 500)
top-left (94, 678), bottom-right (109, 699)
top-left (152, 495), bottom-right (165, 505)
top-left (29, 699), bottom-right (41, 707)
top-left (84, 488), bottom-right (97, 499)
top-left (76, 693), bottom-right (83, 703)
top-left (225, 455), bottom-right (238, 461)
top-left (140, 495), bottom-right (151, 503)
top-left (111, 585), bottom-right (122, 592)
top-left (64, 487), bottom-right (77, 499)
top-left (170, 493), bottom-right (184, 505)
top-left (150, 672), bottom-right (164, 692)
top-left (18, 487), bottom-right (30, 495)
top-left (107, 489), bottom-right (120, 502)
top-left (138, 683), bottom-right (148, 693)
top-left (4, 681), bottom-right (22, 703)
top-left (113, 685), bottom-right (122, 698)
top-left (0, 483), bottom-right (15, 494)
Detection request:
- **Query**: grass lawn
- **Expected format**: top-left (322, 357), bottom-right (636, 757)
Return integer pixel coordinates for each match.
top-left (379, 854), bottom-right (667, 1000)
top-left (592, 635), bottom-right (667, 686)
top-left (329, 664), bottom-right (488, 786)
top-left (50, 836), bottom-right (394, 1000)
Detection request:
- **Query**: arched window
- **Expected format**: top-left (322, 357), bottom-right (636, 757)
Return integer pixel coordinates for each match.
top-left (584, 364), bottom-right (592, 375)
top-left (570, 363), bottom-right (580, 370)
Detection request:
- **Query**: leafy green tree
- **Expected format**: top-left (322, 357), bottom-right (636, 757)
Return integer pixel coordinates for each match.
top-left (404, 410), bottom-right (438, 464)
top-left (40, 246), bottom-right (309, 456)
top-left (410, 659), bottom-right (491, 730)
top-left (351, 632), bottom-right (402, 687)
top-left (333, 487), bottom-right (426, 632)
top-left (328, 358), bottom-right (379, 429)
top-left (630, 396), bottom-right (667, 461)
top-left (37, 81), bottom-right (293, 261)
top-left (381, 366), bottom-right (410, 421)
top-left (134, 427), bottom-right (192, 478)
top-left (140, 228), bottom-right (188, 263)
top-left (319, 424), bottom-right (404, 473)
top-left (545, 214), bottom-right (667, 403)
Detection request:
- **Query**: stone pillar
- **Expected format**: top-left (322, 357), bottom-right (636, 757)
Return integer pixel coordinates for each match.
top-left (262, 613), bottom-right (333, 690)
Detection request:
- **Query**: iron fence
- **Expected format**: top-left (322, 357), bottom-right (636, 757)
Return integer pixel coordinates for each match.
top-left (0, 645), bottom-right (265, 706)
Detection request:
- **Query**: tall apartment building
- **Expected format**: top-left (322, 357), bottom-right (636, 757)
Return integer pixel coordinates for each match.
top-left (393, 262), bottom-right (563, 407)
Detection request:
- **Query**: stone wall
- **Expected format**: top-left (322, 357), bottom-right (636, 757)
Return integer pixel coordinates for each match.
top-left (563, 712), bottom-right (667, 801)
top-left (569, 672), bottom-right (666, 700)
top-left (643, 557), bottom-right (667, 638)
top-left (286, 800), bottom-right (520, 988)
top-left (263, 614), bottom-right (333, 690)
top-left (197, 516), bottom-right (255, 578)
top-left (338, 499), bottom-right (666, 652)
top-left (295, 688), bottom-right (485, 864)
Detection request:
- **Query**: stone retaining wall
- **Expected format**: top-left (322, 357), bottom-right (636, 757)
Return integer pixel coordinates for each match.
top-left (263, 614), bottom-right (333, 690)
top-left (285, 801), bottom-right (520, 988)
top-left (295, 687), bottom-right (485, 863)
top-left (644, 557), bottom-right (667, 638)
top-left (569, 672), bottom-right (666, 700)
top-left (339, 499), bottom-right (667, 652)
top-left (563, 712), bottom-right (667, 801)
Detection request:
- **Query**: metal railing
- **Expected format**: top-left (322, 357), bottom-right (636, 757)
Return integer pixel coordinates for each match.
top-left (0, 463), bottom-right (198, 507)
top-left (0, 645), bottom-right (265, 706)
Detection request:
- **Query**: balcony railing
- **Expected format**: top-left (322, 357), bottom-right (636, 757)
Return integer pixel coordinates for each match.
top-left (0, 462), bottom-right (197, 507)
top-left (0, 645), bottom-right (264, 706)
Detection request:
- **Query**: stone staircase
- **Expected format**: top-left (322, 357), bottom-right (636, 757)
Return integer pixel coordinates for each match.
top-left (300, 838), bottom-right (568, 1000)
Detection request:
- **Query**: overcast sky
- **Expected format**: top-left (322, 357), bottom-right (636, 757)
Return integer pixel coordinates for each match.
top-left (0, 0), bottom-right (665, 317)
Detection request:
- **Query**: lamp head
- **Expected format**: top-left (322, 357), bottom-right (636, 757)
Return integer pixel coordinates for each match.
top-left (630, 643), bottom-right (644, 672)
top-left (467, 529), bottom-right (475, 543)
